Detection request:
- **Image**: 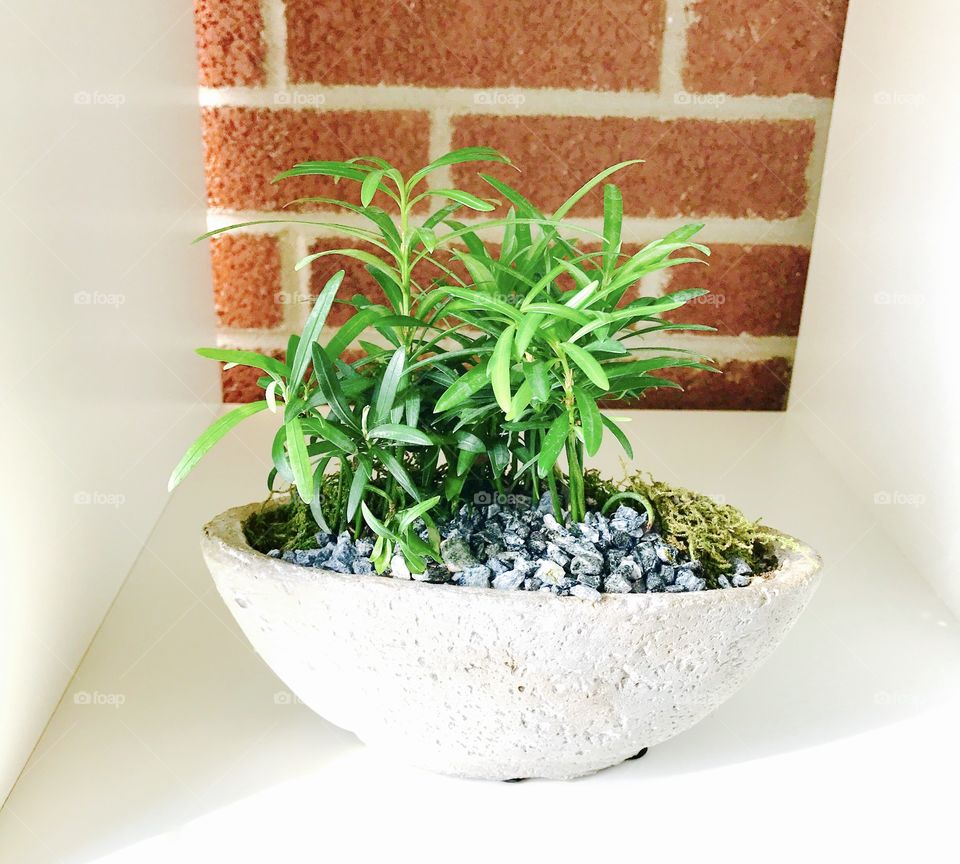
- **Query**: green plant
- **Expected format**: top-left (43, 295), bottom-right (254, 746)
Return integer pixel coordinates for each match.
top-left (169, 147), bottom-right (717, 572)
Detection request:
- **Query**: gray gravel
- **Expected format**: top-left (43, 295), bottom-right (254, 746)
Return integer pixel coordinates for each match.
top-left (267, 495), bottom-right (754, 595)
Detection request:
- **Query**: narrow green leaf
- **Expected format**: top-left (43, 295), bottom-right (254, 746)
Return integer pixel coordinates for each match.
top-left (285, 416), bottom-right (313, 503)
top-left (537, 413), bottom-right (570, 478)
top-left (295, 248), bottom-right (399, 283)
top-left (552, 160), bottom-right (643, 220)
top-left (168, 401), bottom-right (267, 491)
top-left (273, 161), bottom-right (368, 184)
top-left (417, 189), bottom-right (495, 211)
top-left (455, 431), bottom-right (486, 453)
top-left (347, 458), bottom-right (370, 521)
top-left (525, 361), bottom-right (550, 403)
top-left (574, 386), bottom-right (603, 456)
top-left (490, 325), bottom-right (516, 412)
top-left (374, 347), bottom-right (405, 422)
top-left (361, 501), bottom-right (399, 542)
top-left (290, 269), bottom-right (344, 387)
top-left (407, 147), bottom-right (510, 188)
top-left (360, 169), bottom-right (383, 207)
top-left (311, 343), bottom-right (358, 429)
top-left (434, 359), bottom-right (490, 413)
top-left (372, 447), bottom-right (421, 501)
top-left (302, 416), bottom-right (358, 454)
top-left (456, 448), bottom-right (478, 477)
top-left (505, 378), bottom-right (532, 422)
top-left (563, 342), bottom-right (609, 389)
top-left (367, 423), bottom-right (434, 446)
top-left (325, 305), bottom-right (388, 359)
top-left (565, 279), bottom-right (599, 310)
top-left (515, 312), bottom-right (544, 356)
top-left (196, 348), bottom-right (288, 380)
top-left (310, 458), bottom-right (332, 532)
top-left (271, 424), bottom-right (294, 484)
top-left (397, 496), bottom-right (442, 532)
top-left (602, 184), bottom-right (623, 277)
top-left (404, 390), bottom-right (421, 428)
top-left (601, 414), bottom-right (634, 459)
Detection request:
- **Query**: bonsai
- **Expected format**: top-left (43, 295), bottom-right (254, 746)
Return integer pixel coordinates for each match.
top-left (171, 148), bottom-right (782, 592)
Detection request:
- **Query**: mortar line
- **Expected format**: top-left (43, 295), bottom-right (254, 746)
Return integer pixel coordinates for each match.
top-left (197, 83), bottom-right (831, 122)
top-left (262, 0), bottom-right (288, 91)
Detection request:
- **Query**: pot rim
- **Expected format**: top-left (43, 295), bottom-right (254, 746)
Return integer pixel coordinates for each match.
top-left (203, 500), bottom-right (822, 607)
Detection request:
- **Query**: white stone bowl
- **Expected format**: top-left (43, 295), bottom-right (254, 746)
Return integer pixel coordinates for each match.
top-left (202, 502), bottom-right (822, 781)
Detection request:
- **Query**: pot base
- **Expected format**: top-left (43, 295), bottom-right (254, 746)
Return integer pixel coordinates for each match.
top-left (502, 746), bottom-right (648, 782)
top-left (202, 503), bottom-right (823, 781)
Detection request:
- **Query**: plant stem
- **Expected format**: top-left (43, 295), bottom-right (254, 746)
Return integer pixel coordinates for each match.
top-left (546, 467), bottom-right (563, 522)
top-left (556, 348), bottom-right (585, 522)
top-left (565, 435), bottom-right (585, 522)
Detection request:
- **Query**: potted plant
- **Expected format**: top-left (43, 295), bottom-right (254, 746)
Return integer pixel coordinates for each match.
top-left (171, 148), bottom-right (821, 780)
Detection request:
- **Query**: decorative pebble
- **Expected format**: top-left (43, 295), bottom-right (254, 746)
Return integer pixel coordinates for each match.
top-left (458, 564), bottom-right (492, 588)
top-left (267, 503), bottom-right (760, 596)
top-left (390, 554), bottom-right (411, 580)
top-left (493, 569), bottom-right (525, 591)
top-left (570, 584), bottom-right (602, 601)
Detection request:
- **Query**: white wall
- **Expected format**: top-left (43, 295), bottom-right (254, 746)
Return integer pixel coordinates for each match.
top-left (791, 0), bottom-right (960, 613)
top-left (0, 3), bottom-right (219, 803)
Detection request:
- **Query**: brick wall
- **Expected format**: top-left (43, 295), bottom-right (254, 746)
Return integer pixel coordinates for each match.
top-left (194, 0), bottom-right (849, 409)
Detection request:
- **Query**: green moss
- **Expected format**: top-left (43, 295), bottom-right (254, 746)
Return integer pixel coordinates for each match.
top-left (243, 471), bottom-right (345, 553)
top-left (585, 469), bottom-right (791, 582)
top-left (244, 495), bottom-right (319, 553)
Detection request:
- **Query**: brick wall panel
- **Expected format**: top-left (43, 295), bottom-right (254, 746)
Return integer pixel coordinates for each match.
top-left (201, 107), bottom-right (431, 211)
top-left (602, 358), bottom-right (792, 410)
top-left (452, 116), bottom-right (814, 219)
top-left (286, 0), bottom-right (665, 91)
top-left (211, 234), bottom-right (283, 329)
top-left (194, 0), bottom-right (266, 87)
top-left (664, 243), bottom-right (809, 336)
top-left (684, 0), bottom-right (849, 97)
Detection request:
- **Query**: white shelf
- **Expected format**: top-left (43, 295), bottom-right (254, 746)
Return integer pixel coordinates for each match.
top-left (2, 411), bottom-right (958, 862)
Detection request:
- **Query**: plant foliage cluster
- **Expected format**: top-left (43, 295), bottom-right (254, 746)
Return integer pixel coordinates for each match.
top-left (170, 148), bottom-right (719, 574)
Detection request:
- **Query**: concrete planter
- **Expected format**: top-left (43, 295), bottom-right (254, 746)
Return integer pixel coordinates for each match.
top-left (202, 502), bottom-right (822, 780)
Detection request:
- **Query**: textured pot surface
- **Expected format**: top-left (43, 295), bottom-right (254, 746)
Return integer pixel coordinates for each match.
top-left (202, 503), bottom-right (822, 780)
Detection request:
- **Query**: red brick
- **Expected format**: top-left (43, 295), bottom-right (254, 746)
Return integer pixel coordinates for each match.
top-left (663, 244), bottom-right (809, 336)
top-left (684, 0), bottom-right (849, 97)
top-left (285, 0), bottom-right (664, 91)
top-left (201, 108), bottom-right (430, 210)
top-left (603, 357), bottom-right (792, 410)
top-left (221, 351), bottom-right (284, 403)
top-left (194, 0), bottom-right (266, 87)
top-left (452, 116), bottom-right (814, 219)
top-left (210, 234), bottom-right (283, 328)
